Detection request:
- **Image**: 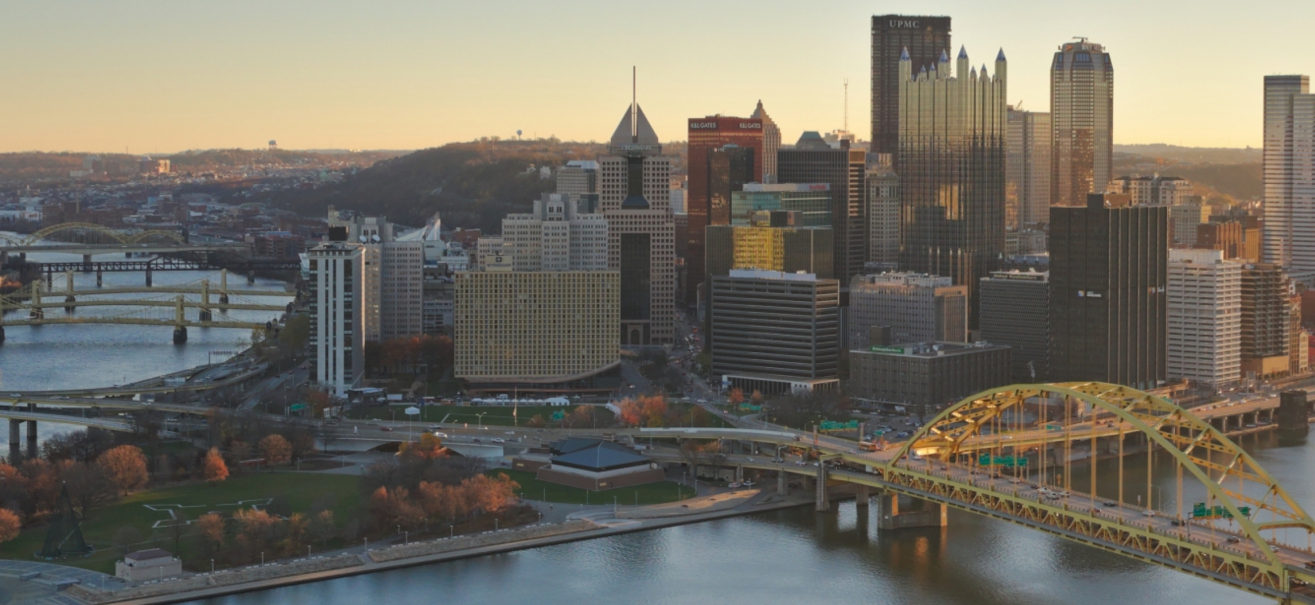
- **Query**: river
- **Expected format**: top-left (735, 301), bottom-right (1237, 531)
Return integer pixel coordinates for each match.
top-left (186, 431), bottom-right (1310, 605)
top-left (0, 235), bottom-right (292, 445)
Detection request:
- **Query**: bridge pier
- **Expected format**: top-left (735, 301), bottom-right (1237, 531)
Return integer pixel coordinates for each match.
top-left (81, 254), bottom-right (92, 272)
top-left (0, 325), bottom-right (5, 345)
top-left (173, 326), bottom-right (188, 344)
top-left (1278, 390), bottom-right (1311, 437)
top-left (145, 267), bottom-right (152, 287)
top-left (778, 470), bottom-right (786, 495)
top-left (247, 270), bottom-right (256, 285)
top-left (96, 268), bottom-right (103, 288)
top-left (877, 493), bottom-right (947, 531)
top-left (8, 419), bottom-right (19, 463)
top-left (64, 296), bottom-right (76, 314)
top-left (25, 416), bottom-right (36, 461)
top-left (856, 485), bottom-right (870, 508)
top-left (815, 462), bottom-right (829, 512)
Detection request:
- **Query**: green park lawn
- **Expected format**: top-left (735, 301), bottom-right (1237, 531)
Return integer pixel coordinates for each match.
top-left (0, 472), bottom-right (361, 574)
top-left (490, 469), bottom-right (695, 506)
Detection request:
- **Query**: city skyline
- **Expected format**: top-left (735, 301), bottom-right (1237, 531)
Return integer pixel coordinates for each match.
top-left (2, 1), bottom-right (1313, 154)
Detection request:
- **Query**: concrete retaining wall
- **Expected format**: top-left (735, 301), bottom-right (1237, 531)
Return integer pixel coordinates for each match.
top-left (66, 553), bottom-right (364, 604)
top-left (368, 520), bottom-right (596, 563)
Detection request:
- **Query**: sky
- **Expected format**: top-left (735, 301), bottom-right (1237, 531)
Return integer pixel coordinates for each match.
top-left (2, 0), bottom-right (1313, 154)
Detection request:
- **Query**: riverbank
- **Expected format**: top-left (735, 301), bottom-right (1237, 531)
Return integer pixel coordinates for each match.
top-left (63, 490), bottom-right (811, 605)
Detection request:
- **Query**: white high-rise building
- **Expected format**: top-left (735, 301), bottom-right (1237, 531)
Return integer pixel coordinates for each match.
top-left (1167, 249), bottom-right (1241, 387)
top-left (1263, 75), bottom-right (1315, 280)
top-left (502, 194), bottom-right (608, 272)
top-left (326, 209), bottom-right (424, 341)
top-left (307, 242), bottom-right (364, 396)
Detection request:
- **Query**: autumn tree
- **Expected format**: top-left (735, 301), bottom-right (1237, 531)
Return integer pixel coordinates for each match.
top-left (198, 513), bottom-right (226, 558)
top-left (399, 433), bottom-right (445, 460)
top-left (63, 462), bottom-right (119, 516)
top-left (0, 509), bottom-right (20, 544)
top-left (308, 510), bottom-right (336, 548)
top-left (367, 486), bottom-right (423, 531)
top-left (233, 508), bottom-right (281, 560)
top-left (728, 388), bottom-right (745, 406)
top-left (259, 435), bottom-right (292, 466)
top-left (96, 445), bottom-right (149, 494)
top-left (751, 389), bottom-right (764, 405)
top-left (204, 448), bottom-right (229, 483)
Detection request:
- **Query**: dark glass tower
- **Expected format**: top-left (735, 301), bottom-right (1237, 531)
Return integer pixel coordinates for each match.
top-left (1049, 193), bottom-right (1168, 389)
top-left (871, 15), bottom-right (951, 158)
top-left (897, 47), bottom-right (1008, 328)
top-left (777, 133), bottom-right (866, 281)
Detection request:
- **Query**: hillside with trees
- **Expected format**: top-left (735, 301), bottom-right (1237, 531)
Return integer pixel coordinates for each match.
top-left (1113, 143), bottom-right (1261, 201)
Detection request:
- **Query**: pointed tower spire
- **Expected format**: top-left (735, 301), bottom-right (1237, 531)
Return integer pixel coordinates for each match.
top-left (958, 45), bottom-right (968, 59)
top-left (940, 49), bottom-right (950, 63)
top-left (900, 46), bottom-right (911, 62)
top-left (996, 47), bottom-right (1006, 62)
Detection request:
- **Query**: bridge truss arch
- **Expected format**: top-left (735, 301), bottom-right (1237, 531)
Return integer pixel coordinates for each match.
top-left (22, 222), bottom-right (130, 245)
top-left (125, 230), bottom-right (186, 244)
top-left (889, 382), bottom-right (1315, 576)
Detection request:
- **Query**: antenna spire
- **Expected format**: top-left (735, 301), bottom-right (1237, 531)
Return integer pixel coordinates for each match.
top-left (843, 78), bottom-right (849, 131)
top-left (631, 66), bottom-right (638, 142)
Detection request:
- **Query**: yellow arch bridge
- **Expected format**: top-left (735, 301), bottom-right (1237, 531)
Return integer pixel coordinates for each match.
top-left (640, 382), bottom-right (1315, 603)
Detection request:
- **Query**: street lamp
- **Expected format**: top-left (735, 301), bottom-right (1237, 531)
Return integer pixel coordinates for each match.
top-left (477, 412), bottom-right (487, 430)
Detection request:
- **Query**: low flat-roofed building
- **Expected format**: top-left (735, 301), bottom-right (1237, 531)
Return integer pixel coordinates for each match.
top-left (532, 438), bottom-right (664, 491)
top-left (116, 549), bottom-right (182, 583)
top-left (850, 341), bottom-right (1011, 417)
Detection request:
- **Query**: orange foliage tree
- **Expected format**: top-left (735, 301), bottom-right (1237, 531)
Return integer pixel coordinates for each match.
top-left (258, 435), bottom-right (292, 466)
top-left (203, 448), bottom-right (229, 482)
top-left (0, 509), bottom-right (20, 543)
top-left (96, 445), bottom-right (149, 494)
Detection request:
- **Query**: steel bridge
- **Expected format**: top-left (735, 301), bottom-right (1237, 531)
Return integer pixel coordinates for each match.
top-left (0, 276), bottom-right (290, 343)
top-left (640, 383), bottom-right (1315, 603)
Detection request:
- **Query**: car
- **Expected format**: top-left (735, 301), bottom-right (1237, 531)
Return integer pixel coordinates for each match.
top-left (728, 482), bottom-right (741, 488)
top-left (1303, 560), bottom-right (1315, 570)
top-left (472, 438), bottom-right (483, 443)
top-left (1226, 536), bottom-right (1241, 544)
top-left (432, 431), bottom-right (449, 438)
top-left (1103, 500), bottom-right (1118, 507)
top-left (492, 438), bottom-right (506, 443)
top-left (380, 426), bottom-right (393, 432)
top-left (742, 480), bottom-right (755, 487)
top-left (1170, 519), bottom-right (1185, 526)
top-left (1142, 510), bottom-right (1155, 517)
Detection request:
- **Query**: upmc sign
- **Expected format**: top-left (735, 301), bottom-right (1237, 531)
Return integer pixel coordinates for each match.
top-left (888, 19), bottom-right (920, 28)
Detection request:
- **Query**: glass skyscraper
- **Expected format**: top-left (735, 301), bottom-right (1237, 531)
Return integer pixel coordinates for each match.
top-left (1051, 39), bottom-right (1114, 208)
top-left (870, 15), bottom-right (951, 159)
top-left (896, 46), bottom-right (1008, 327)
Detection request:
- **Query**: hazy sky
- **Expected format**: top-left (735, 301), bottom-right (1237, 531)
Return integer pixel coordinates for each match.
top-left (3, 0), bottom-right (1313, 154)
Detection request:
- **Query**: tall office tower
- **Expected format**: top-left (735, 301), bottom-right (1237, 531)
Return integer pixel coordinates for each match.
top-left (598, 105), bottom-right (673, 213)
top-left (1108, 175), bottom-right (1193, 207)
top-left (669, 174), bottom-right (688, 214)
top-left (866, 154), bottom-right (900, 268)
top-left (1240, 263), bottom-right (1292, 379)
top-left (501, 194), bottom-right (608, 272)
top-left (454, 270), bottom-right (620, 395)
top-left (307, 242), bottom-right (364, 396)
top-left (472, 236), bottom-right (505, 271)
top-left (1196, 222), bottom-right (1246, 260)
top-left (709, 270), bottom-right (840, 395)
top-left (1006, 107), bottom-right (1052, 229)
top-left (870, 15), bottom-right (952, 158)
top-left (687, 117), bottom-right (764, 305)
top-left (848, 272), bottom-right (968, 349)
top-left (1170, 202), bottom-right (1212, 247)
top-left (1167, 250), bottom-right (1242, 387)
top-left (979, 270), bottom-right (1049, 382)
top-left (778, 132), bottom-right (867, 280)
top-left (751, 101), bottom-right (781, 182)
top-left (556, 160), bottom-right (599, 198)
top-left (706, 221), bottom-right (834, 281)
top-left (326, 210), bottom-right (423, 341)
top-left (1290, 295), bottom-right (1309, 375)
top-left (600, 96), bottom-right (677, 346)
top-left (1051, 39), bottom-right (1114, 208)
top-left (897, 46), bottom-right (1008, 325)
top-left (1049, 193), bottom-right (1168, 389)
top-left (1262, 75), bottom-right (1315, 278)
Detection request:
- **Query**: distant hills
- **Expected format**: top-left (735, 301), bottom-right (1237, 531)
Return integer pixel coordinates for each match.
top-left (0, 149), bottom-right (403, 182)
top-left (1114, 143), bottom-right (1262, 201)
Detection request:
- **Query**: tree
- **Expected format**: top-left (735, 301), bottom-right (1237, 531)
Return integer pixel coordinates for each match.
top-left (728, 388), bottom-right (745, 406)
top-left (367, 486), bottom-right (422, 531)
top-left (308, 510), bottom-right (335, 548)
top-left (233, 508), bottom-right (281, 559)
top-left (204, 448), bottom-right (229, 483)
top-left (198, 513), bottom-right (226, 557)
top-left (0, 509), bottom-right (20, 544)
top-left (63, 462), bottom-right (119, 516)
top-left (751, 389), bottom-right (764, 405)
top-left (258, 435), bottom-right (292, 467)
top-left (96, 445), bottom-right (149, 494)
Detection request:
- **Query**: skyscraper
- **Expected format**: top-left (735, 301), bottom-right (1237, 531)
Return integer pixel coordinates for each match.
top-left (1167, 249), bottom-right (1241, 387)
top-left (751, 102), bottom-right (781, 183)
top-left (601, 95), bottom-right (675, 346)
top-left (1262, 75), bottom-right (1315, 278)
top-left (307, 241), bottom-right (364, 396)
top-left (866, 154), bottom-right (900, 268)
top-left (501, 194), bottom-right (608, 272)
top-left (979, 270), bottom-right (1049, 382)
top-left (870, 15), bottom-right (951, 158)
top-left (1006, 107), bottom-right (1051, 229)
top-left (1051, 39), bottom-right (1114, 208)
top-left (778, 133), bottom-right (867, 280)
top-left (686, 117), bottom-right (764, 306)
top-left (1049, 193), bottom-right (1168, 389)
top-left (897, 46), bottom-right (1008, 325)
